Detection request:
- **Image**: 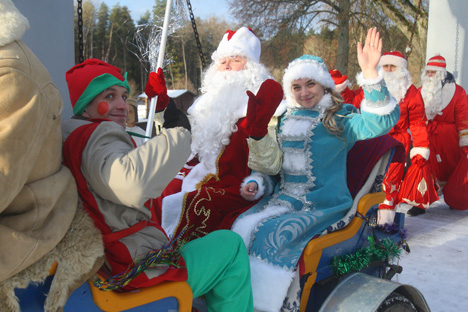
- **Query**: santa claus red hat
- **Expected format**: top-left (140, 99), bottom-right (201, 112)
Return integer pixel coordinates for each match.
top-left (211, 26), bottom-right (261, 63)
top-left (378, 50), bottom-right (407, 69)
top-left (425, 54), bottom-right (446, 71)
top-left (66, 58), bottom-right (130, 116)
top-left (329, 69), bottom-right (350, 92)
top-left (283, 55), bottom-right (335, 106)
top-left (329, 69), bottom-right (348, 85)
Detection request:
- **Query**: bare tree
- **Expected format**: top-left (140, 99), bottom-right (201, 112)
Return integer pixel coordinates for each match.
top-left (227, 0), bottom-right (428, 75)
top-left (373, 0), bottom-right (427, 60)
top-left (228, 0), bottom-right (355, 73)
top-left (82, 1), bottom-right (97, 60)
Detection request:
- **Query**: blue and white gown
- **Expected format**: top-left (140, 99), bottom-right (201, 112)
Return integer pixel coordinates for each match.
top-left (231, 72), bottom-right (400, 312)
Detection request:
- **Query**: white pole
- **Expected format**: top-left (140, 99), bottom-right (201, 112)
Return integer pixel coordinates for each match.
top-left (145, 0), bottom-right (173, 139)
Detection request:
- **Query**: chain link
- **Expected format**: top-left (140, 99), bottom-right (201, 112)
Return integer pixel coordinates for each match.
top-left (77, 0), bottom-right (84, 63)
top-left (454, 23), bottom-right (459, 79)
top-left (186, 0), bottom-right (206, 69)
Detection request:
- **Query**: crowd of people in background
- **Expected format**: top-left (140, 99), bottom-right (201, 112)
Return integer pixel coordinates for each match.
top-left (2, 0), bottom-right (468, 311)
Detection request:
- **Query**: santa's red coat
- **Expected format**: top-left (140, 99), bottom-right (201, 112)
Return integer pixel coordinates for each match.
top-left (421, 84), bottom-right (468, 182)
top-left (341, 86), bottom-right (363, 108)
top-left (155, 117), bottom-right (256, 243)
top-left (341, 85), bottom-right (433, 208)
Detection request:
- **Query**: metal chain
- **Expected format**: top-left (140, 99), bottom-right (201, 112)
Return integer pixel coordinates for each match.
top-left (454, 23), bottom-right (459, 79)
top-left (185, 0), bottom-right (206, 69)
top-left (77, 0), bottom-right (84, 63)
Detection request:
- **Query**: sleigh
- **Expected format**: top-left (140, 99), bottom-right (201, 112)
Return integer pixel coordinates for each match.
top-left (10, 136), bottom-right (430, 312)
top-left (297, 135), bottom-right (431, 312)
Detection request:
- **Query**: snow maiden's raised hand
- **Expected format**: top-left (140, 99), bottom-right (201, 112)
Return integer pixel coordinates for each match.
top-left (357, 27), bottom-right (382, 80)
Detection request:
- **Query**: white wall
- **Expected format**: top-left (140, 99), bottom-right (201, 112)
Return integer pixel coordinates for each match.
top-left (426, 0), bottom-right (467, 90)
top-left (13, 0), bottom-right (75, 120)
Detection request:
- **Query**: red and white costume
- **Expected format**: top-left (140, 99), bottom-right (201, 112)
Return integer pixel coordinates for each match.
top-left (332, 51), bottom-right (434, 224)
top-left (419, 55), bottom-right (468, 185)
top-left (157, 27), bottom-right (275, 242)
top-left (330, 69), bottom-right (363, 108)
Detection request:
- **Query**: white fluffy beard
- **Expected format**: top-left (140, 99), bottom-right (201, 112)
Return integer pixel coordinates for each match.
top-left (420, 70), bottom-right (445, 120)
top-left (189, 64), bottom-right (270, 165)
top-left (383, 67), bottom-right (412, 103)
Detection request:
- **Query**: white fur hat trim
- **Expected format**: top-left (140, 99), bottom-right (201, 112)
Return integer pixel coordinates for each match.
top-left (211, 26), bottom-right (261, 63)
top-left (282, 55), bottom-right (335, 105)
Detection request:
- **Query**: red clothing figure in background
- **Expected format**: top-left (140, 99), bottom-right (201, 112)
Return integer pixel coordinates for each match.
top-left (330, 69), bottom-right (363, 108)
top-left (419, 54), bottom-right (468, 212)
top-left (331, 50), bottom-right (435, 223)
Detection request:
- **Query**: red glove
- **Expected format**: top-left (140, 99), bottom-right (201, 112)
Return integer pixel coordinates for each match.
top-left (410, 154), bottom-right (425, 164)
top-left (246, 79), bottom-right (284, 138)
top-left (145, 68), bottom-right (169, 112)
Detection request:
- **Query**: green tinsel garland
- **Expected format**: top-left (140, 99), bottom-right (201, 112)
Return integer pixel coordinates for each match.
top-left (331, 236), bottom-right (402, 276)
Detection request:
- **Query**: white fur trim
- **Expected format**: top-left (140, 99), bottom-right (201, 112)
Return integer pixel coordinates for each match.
top-left (211, 27), bottom-right (261, 63)
top-left (460, 130), bottom-right (468, 147)
top-left (358, 66), bottom-right (396, 116)
top-left (181, 162), bottom-right (214, 193)
top-left (241, 173), bottom-right (266, 200)
top-left (410, 147), bottom-right (430, 160)
top-left (379, 54), bottom-right (407, 69)
top-left (382, 198), bottom-right (394, 206)
top-left (162, 161), bottom-right (214, 236)
top-left (360, 95), bottom-right (398, 116)
top-left (441, 82), bottom-right (456, 110)
top-left (355, 67), bottom-right (385, 86)
top-left (335, 80), bottom-right (351, 93)
top-left (249, 256), bottom-right (296, 312)
top-left (283, 151), bottom-right (307, 173)
top-left (231, 205), bottom-right (290, 249)
top-left (425, 66), bottom-right (446, 72)
top-left (0, 0), bottom-right (30, 46)
top-left (161, 192), bottom-right (185, 237)
top-left (283, 58), bottom-right (335, 105)
top-left (273, 99), bottom-right (288, 117)
top-left (377, 209), bottom-right (396, 226)
top-left (281, 117), bottom-right (312, 137)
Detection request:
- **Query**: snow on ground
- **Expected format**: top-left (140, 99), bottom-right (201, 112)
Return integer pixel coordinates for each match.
top-left (395, 198), bottom-right (468, 312)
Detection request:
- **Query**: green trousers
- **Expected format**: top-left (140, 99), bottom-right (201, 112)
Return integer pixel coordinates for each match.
top-left (181, 230), bottom-right (254, 312)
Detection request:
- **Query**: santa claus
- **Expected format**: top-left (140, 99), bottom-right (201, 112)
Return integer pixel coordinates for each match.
top-left (377, 51), bottom-right (436, 218)
top-left (419, 54), bottom-right (468, 209)
top-left (157, 27), bottom-right (284, 242)
top-left (331, 51), bottom-right (436, 221)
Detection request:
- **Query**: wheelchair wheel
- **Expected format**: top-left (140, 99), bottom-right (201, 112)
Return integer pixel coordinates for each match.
top-left (376, 292), bottom-right (418, 312)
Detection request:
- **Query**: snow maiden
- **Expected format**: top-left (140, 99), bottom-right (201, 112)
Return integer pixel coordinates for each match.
top-left (233, 28), bottom-right (401, 311)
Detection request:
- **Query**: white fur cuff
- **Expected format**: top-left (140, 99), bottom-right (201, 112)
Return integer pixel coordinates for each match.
top-left (355, 67), bottom-right (384, 86)
top-left (377, 209), bottom-right (396, 226)
top-left (360, 96), bottom-right (398, 116)
top-left (241, 173), bottom-right (266, 200)
top-left (335, 80), bottom-right (350, 93)
top-left (410, 147), bottom-right (430, 160)
top-left (460, 130), bottom-right (468, 147)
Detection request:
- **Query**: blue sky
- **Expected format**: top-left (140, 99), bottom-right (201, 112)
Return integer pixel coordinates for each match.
top-left (101, 0), bottom-right (232, 23)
